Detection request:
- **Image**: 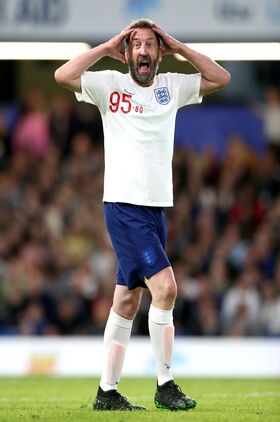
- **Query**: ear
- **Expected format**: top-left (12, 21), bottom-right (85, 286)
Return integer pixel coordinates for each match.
top-left (124, 50), bottom-right (129, 63)
top-left (159, 46), bottom-right (165, 62)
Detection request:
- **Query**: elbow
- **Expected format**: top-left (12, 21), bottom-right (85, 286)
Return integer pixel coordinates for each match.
top-left (54, 68), bottom-right (66, 86)
top-left (54, 67), bottom-right (80, 93)
top-left (220, 70), bottom-right (231, 88)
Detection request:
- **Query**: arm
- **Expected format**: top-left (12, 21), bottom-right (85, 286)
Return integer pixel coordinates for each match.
top-left (153, 24), bottom-right (231, 96)
top-left (54, 25), bottom-right (134, 93)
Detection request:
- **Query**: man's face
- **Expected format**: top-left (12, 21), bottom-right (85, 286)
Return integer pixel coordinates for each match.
top-left (126, 28), bottom-right (162, 86)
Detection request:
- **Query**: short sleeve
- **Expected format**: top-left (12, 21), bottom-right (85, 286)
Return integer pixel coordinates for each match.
top-left (75, 70), bottom-right (113, 110)
top-left (173, 73), bottom-right (203, 109)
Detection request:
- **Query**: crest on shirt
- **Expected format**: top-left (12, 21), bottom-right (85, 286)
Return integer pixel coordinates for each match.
top-left (154, 87), bottom-right (170, 105)
top-left (142, 247), bottom-right (156, 266)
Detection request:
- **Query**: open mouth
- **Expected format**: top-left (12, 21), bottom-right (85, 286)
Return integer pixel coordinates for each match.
top-left (138, 58), bottom-right (150, 74)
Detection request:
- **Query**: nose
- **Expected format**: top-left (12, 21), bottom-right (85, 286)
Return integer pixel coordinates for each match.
top-left (139, 44), bottom-right (148, 55)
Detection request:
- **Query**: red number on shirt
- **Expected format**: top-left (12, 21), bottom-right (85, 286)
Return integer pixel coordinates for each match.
top-left (109, 91), bottom-right (121, 112)
top-left (109, 92), bottom-right (132, 114)
top-left (121, 93), bottom-right (132, 114)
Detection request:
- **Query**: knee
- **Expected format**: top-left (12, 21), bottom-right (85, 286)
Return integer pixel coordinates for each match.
top-left (159, 278), bottom-right (177, 303)
top-left (113, 294), bottom-right (141, 320)
top-left (146, 268), bottom-right (178, 308)
top-left (151, 277), bottom-right (177, 309)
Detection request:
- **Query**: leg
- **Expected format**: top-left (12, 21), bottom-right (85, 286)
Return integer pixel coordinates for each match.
top-left (145, 266), bottom-right (177, 385)
top-left (145, 266), bottom-right (177, 310)
top-left (112, 284), bottom-right (143, 319)
top-left (100, 285), bottom-right (142, 391)
top-left (145, 267), bottom-right (197, 411)
top-left (93, 285), bottom-right (147, 411)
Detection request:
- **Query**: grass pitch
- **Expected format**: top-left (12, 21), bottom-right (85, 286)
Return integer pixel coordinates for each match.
top-left (0, 377), bottom-right (279, 421)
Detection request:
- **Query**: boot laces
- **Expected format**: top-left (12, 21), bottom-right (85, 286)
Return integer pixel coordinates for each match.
top-left (167, 382), bottom-right (185, 400)
top-left (111, 390), bottom-right (129, 404)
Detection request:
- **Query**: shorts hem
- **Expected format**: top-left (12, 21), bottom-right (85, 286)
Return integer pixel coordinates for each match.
top-left (144, 262), bottom-right (171, 280)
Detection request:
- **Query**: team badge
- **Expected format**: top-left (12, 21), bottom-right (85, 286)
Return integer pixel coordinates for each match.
top-left (142, 247), bottom-right (156, 266)
top-left (154, 87), bottom-right (170, 105)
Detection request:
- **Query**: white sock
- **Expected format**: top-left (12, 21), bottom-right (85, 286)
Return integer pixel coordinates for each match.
top-left (148, 304), bottom-right (174, 386)
top-left (100, 308), bottom-right (133, 391)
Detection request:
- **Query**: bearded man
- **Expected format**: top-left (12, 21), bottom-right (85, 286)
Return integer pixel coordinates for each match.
top-left (55, 18), bottom-right (230, 411)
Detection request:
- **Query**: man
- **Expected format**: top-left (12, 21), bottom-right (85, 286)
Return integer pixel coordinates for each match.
top-left (55, 18), bottom-right (230, 411)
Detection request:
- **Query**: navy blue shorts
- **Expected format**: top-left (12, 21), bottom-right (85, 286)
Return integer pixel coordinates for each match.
top-left (104, 202), bottom-right (171, 290)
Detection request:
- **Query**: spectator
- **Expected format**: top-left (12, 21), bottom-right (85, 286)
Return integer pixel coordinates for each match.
top-left (258, 281), bottom-right (280, 336)
top-left (261, 86), bottom-right (280, 147)
top-left (12, 89), bottom-right (51, 159)
top-left (221, 268), bottom-right (261, 336)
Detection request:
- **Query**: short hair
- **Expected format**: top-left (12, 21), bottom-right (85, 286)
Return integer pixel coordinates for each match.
top-left (130, 18), bottom-right (155, 30)
top-left (124, 18), bottom-right (162, 49)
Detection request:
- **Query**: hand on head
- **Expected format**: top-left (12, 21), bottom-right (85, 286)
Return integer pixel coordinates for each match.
top-left (106, 25), bottom-right (135, 63)
top-left (106, 21), bottom-right (180, 63)
top-left (151, 23), bottom-right (180, 55)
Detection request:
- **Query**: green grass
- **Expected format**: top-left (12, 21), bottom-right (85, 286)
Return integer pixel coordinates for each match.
top-left (0, 377), bottom-right (279, 421)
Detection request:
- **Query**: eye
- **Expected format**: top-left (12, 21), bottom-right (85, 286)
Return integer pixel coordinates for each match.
top-left (134, 43), bottom-right (141, 49)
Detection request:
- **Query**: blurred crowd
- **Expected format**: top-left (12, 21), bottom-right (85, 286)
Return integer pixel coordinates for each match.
top-left (0, 86), bottom-right (280, 337)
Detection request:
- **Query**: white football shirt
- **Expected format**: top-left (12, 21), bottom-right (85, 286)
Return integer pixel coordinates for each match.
top-left (75, 70), bottom-right (202, 206)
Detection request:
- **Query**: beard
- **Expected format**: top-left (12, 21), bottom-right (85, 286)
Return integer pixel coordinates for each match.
top-left (128, 54), bottom-right (160, 86)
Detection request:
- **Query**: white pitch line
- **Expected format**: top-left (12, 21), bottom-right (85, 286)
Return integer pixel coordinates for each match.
top-left (0, 397), bottom-right (85, 402)
top-left (203, 392), bottom-right (280, 398)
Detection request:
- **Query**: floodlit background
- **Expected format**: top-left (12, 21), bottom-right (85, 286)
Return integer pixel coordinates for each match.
top-left (0, 0), bottom-right (279, 376)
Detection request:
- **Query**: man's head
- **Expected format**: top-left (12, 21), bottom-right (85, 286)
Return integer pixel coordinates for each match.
top-left (124, 19), bottom-right (163, 86)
